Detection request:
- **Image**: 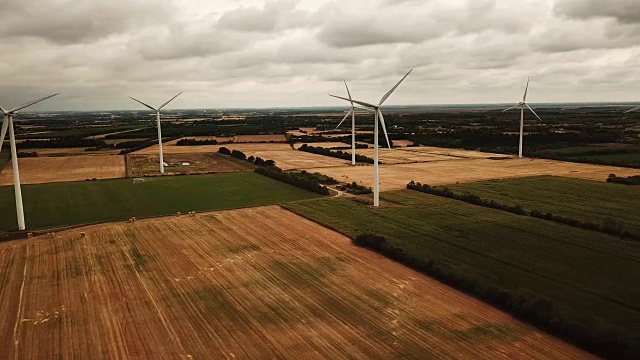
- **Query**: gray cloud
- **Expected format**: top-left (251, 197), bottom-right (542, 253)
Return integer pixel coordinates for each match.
top-left (217, 0), bottom-right (318, 32)
top-left (0, 0), bottom-right (172, 44)
top-left (555, 0), bottom-right (640, 24)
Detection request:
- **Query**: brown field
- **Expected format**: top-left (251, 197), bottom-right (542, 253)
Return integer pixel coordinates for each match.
top-left (358, 148), bottom-right (465, 164)
top-left (27, 148), bottom-right (121, 157)
top-left (0, 206), bottom-right (595, 359)
top-left (237, 150), bottom-right (350, 170)
top-left (0, 155), bottom-right (125, 185)
top-left (126, 153), bottom-right (251, 177)
top-left (134, 142), bottom-right (293, 155)
top-left (308, 157), bottom-right (640, 190)
top-left (392, 139), bottom-right (415, 147)
top-left (234, 134), bottom-right (287, 142)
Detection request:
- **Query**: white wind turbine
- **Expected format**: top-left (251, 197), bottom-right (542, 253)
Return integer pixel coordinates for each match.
top-left (330, 69), bottom-right (412, 207)
top-left (503, 77), bottom-right (542, 158)
top-left (130, 92), bottom-right (182, 174)
top-left (334, 81), bottom-right (358, 165)
top-left (1, 93), bottom-right (59, 230)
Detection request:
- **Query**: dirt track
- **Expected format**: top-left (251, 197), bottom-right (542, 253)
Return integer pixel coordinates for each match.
top-left (0, 155), bottom-right (125, 185)
top-left (0, 206), bottom-right (595, 359)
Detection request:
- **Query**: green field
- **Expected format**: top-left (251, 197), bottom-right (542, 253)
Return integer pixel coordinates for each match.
top-left (568, 152), bottom-right (640, 165)
top-left (446, 176), bottom-right (640, 234)
top-left (284, 191), bottom-right (640, 350)
top-left (0, 172), bottom-right (322, 232)
top-left (534, 146), bottom-right (640, 167)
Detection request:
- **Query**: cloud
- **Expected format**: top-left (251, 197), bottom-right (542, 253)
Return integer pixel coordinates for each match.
top-left (555, 0), bottom-right (640, 24)
top-left (0, 0), bottom-right (172, 44)
top-left (217, 0), bottom-right (318, 32)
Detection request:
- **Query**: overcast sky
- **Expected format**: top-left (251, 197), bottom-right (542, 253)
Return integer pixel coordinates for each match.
top-left (0, 0), bottom-right (639, 111)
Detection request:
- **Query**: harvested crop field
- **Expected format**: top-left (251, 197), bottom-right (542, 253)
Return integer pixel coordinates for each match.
top-left (0, 155), bottom-right (125, 185)
top-left (134, 142), bottom-right (293, 155)
top-left (358, 148), bottom-right (464, 164)
top-left (126, 153), bottom-right (251, 177)
top-left (308, 157), bottom-right (640, 190)
top-left (242, 150), bottom-right (350, 170)
top-left (0, 206), bottom-right (594, 359)
top-left (133, 143), bottom-right (347, 170)
top-left (22, 148), bottom-right (121, 156)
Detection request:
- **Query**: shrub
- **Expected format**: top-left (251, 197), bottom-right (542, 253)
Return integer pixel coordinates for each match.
top-left (17, 151), bottom-right (38, 158)
top-left (230, 150), bottom-right (246, 160)
top-left (255, 166), bottom-right (330, 195)
top-left (176, 138), bottom-right (218, 146)
top-left (218, 147), bottom-right (231, 155)
top-left (606, 174), bottom-right (640, 185)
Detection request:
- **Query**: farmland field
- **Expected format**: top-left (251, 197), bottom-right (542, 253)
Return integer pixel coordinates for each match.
top-left (126, 152), bottom-right (251, 177)
top-left (134, 142), bottom-right (293, 155)
top-left (283, 192), bottom-right (640, 355)
top-left (0, 155), bottom-right (125, 185)
top-left (0, 206), bottom-right (595, 359)
top-left (447, 176), bottom-right (640, 234)
top-left (307, 157), bottom-right (640, 190)
top-left (18, 148), bottom-right (122, 156)
top-left (0, 172), bottom-right (321, 232)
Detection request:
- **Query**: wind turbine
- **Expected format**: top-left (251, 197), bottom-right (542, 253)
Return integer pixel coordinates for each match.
top-left (334, 81), bottom-right (358, 165)
top-left (1, 93), bottom-right (59, 230)
top-left (130, 92), bottom-right (182, 174)
top-left (503, 77), bottom-right (542, 158)
top-left (330, 69), bottom-right (412, 207)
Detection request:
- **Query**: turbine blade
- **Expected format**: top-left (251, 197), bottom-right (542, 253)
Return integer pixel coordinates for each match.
top-left (0, 106), bottom-right (6, 113)
top-left (624, 106), bottom-right (640, 113)
top-left (523, 77), bottom-right (529, 102)
top-left (502, 104), bottom-right (520, 112)
top-left (335, 109), bottom-right (352, 129)
top-left (8, 93), bottom-right (59, 113)
top-left (525, 103), bottom-right (542, 121)
top-left (344, 81), bottom-right (352, 101)
top-left (329, 94), bottom-right (377, 108)
top-left (379, 69), bottom-right (413, 106)
top-left (130, 96), bottom-right (157, 111)
top-left (158, 92), bottom-right (182, 110)
top-left (378, 109), bottom-right (392, 149)
top-left (0, 116), bottom-right (8, 152)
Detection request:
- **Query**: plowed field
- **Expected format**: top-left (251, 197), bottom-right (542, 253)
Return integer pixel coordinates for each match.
top-left (0, 206), bottom-right (595, 359)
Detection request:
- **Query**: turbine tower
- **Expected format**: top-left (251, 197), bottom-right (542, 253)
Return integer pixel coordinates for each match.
top-left (1, 93), bottom-right (59, 230)
top-left (503, 77), bottom-right (542, 158)
top-left (130, 92), bottom-right (182, 174)
top-left (330, 69), bottom-right (412, 207)
top-left (334, 81), bottom-right (357, 165)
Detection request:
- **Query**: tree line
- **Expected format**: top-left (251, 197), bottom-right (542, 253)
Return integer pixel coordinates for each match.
top-left (607, 174), bottom-right (640, 185)
top-left (217, 147), bottom-right (334, 195)
top-left (353, 233), bottom-right (633, 360)
top-left (298, 144), bottom-right (374, 164)
top-left (337, 181), bottom-right (372, 194)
